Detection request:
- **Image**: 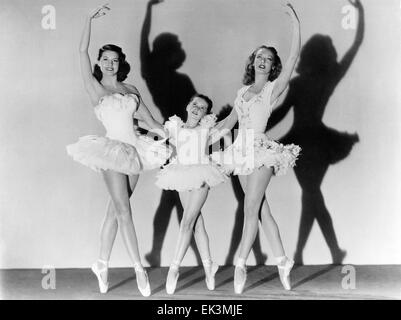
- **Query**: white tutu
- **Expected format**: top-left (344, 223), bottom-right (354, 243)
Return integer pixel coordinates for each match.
top-left (212, 133), bottom-right (301, 176)
top-left (66, 134), bottom-right (172, 175)
top-left (155, 158), bottom-right (228, 192)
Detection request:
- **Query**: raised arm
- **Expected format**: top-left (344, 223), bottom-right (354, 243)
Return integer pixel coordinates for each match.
top-left (140, 0), bottom-right (163, 78)
top-left (271, 3), bottom-right (301, 103)
top-left (335, 0), bottom-right (364, 83)
top-left (79, 4), bottom-right (110, 105)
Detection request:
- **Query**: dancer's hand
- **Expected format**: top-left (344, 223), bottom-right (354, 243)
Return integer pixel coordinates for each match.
top-left (149, 0), bottom-right (164, 6)
top-left (283, 3), bottom-right (299, 23)
top-left (88, 4), bottom-right (110, 20)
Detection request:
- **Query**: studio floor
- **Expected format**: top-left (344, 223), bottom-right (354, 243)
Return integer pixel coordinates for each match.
top-left (1, 265), bottom-right (400, 300)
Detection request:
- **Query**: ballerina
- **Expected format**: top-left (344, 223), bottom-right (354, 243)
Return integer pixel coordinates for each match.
top-left (212, 3), bottom-right (301, 293)
top-left (154, 94), bottom-right (227, 294)
top-left (66, 4), bottom-right (171, 296)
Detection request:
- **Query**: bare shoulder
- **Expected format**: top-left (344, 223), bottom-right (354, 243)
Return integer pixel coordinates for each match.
top-left (123, 83), bottom-right (141, 96)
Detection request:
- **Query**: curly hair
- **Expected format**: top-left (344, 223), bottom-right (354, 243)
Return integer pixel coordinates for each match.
top-left (242, 45), bottom-right (282, 85)
top-left (189, 93), bottom-right (213, 114)
top-left (93, 44), bottom-right (131, 82)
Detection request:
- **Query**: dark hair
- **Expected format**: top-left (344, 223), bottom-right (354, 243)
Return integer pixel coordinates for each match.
top-left (242, 45), bottom-right (282, 85)
top-left (93, 44), bottom-right (131, 82)
top-left (190, 93), bottom-right (213, 114)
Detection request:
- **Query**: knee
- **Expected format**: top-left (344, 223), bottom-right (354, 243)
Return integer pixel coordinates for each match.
top-left (112, 200), bottom-right (131, 222)
top-left (180, 214), bottom-right (196, 233)
top-left (244, 198), bottom-right (260, 216)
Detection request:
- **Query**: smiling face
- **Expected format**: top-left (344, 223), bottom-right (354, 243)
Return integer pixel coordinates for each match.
top-left (186, 97), bottom-right (209, 124)
top-left (253, 48), bottom-right (274, 76)
top-left (99, 50), bottom-right (120, 77)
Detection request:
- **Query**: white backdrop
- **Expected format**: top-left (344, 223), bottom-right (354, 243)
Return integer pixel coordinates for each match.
top-left (0, 0), bottom-right (400, 268)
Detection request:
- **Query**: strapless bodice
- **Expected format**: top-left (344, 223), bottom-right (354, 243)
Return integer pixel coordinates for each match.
top-left (94, 93), bottom-right (140, 145)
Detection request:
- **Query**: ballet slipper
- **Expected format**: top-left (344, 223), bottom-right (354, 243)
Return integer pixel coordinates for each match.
top-left (203, 259), bottom-right (219, 291)
top-left (234, 264), bottom-right (247, 294)
top-left (134, 263), bottom-right (151, 297)
top-left (91, 259), bottom-right (109, 294)
top-left (166, 262), bottom-right (180, 295)
top-left (277, 257), bottom-right (294, 291)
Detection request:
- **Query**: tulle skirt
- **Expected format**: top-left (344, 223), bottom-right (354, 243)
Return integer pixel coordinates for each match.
top-left (155, 158), bottom-right (229, 192)
top-left (66, 135), bottom-right (172, 175)
top-left (211, 133), bottom-right (301, 176)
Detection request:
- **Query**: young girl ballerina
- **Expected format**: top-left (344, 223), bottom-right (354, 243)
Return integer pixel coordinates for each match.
top-left (66, 5), bottom-right (171, 297)
top-left (211, 3), bottom-right (301, 293)
top-left (154, 94), bottom-right (227, 294)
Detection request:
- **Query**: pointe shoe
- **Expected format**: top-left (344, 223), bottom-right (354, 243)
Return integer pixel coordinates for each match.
top-left (277, 258), bottom-right (294, 291)
top-left (91, 260), bottom-right (109, 294)
top-left (234, 265), bottom-right (247, 294)
top-left (134, 264), bottom-right (151, 297)
top-left (166, 264), bottom-right (179, 295)
top-left (204, 262), bottom-right (219, 291)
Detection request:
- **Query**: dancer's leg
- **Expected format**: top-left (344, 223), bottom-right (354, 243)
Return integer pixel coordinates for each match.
top-left (193, 214), bottom-right (211, 262)
top-left (233, 168), bottom-right (271, 293)
top-left (99, 174), bottom-right (139, 262)
top-left (93, 174), bottom-right (140, 292)
top-left (101, 171), bottom-right (148, 291)
top-left (259, 197), bottom-right (285, 257)
top-left (237, 167), bottom-right (272, 261)
top-left (192, 213), bottom-right (219, 290)
top-left (173, 186), bottom-right (209, 264)
top-left (165, 186), bottom-right (209, 294)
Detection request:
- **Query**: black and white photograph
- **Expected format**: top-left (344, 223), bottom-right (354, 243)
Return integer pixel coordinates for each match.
top-left (0, 0), bottom-right (400, 306)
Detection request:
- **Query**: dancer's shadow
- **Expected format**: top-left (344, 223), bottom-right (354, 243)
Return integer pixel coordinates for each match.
top-left (214, 106), bottom-right (268, 266)
top-left (140, 0), bottom-right (200, 267)
top-left (140, 0), bottom-right (196, 121)
top-left (267, 0), bottom-right (364, 265)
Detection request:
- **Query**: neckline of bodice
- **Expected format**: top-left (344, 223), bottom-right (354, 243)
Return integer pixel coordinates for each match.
top-left (169, 115), bottom-right (216, 130)
top-left (240, 81), bottom-right (269, 103)
top-left (97, 92), bottom-right (139, 106)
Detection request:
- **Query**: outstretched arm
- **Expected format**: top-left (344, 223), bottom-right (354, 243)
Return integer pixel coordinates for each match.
top-left (79, 4), bottom-right (110, 105)
top-left (335, 0), bottom-right (364, 82)
top-left (208, 108), bottom-right (238, 145)
top-left (140, 0), bottom-right (163, 77)
top-left (271, 3), bottom-right (301, 104)
top-left (136, 99), bottom-right (167, 138)
top-left (213, 107), bottom-right (238, 133)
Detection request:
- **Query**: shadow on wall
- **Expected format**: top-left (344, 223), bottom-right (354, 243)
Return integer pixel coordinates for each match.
top-left (140, 0), bottom-right (200, 266)
top-left (267, 0), bottom-right (364, 265)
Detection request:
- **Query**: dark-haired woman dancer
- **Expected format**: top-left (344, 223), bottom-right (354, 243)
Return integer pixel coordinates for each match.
top-left (155, 94), bottom-right (228, 294)
top-left (212, 3), bottom-right (301, 293)
top-left (66, 5), bottom-right (171, 297)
